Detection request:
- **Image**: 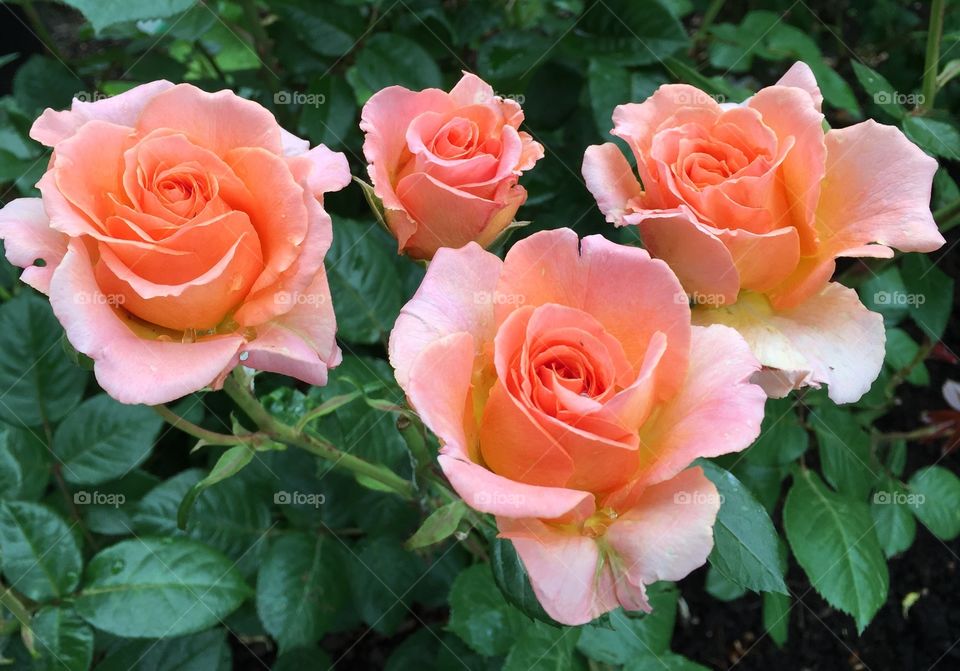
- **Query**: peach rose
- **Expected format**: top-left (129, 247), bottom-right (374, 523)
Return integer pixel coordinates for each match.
top-left (0, 82), bottom-right (350, 404)
top-left (389, 228), bottom-right (765, 625)
top-left (360, 73), bottom-right (544, 259)
top-left (583, 62), bottom-right (945, 403)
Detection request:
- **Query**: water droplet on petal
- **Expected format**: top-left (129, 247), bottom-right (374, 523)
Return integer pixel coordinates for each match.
top-left (239, 351), bottom-right (249, 361)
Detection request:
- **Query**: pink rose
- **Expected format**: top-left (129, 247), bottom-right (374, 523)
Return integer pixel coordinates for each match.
top-left (360, 73), bottom-right (544, 259)
top-left (389, 228), bottom-right (765, 625)
top-left (0, 82), bottom-right (350, 404)
top-left (583, 62), bottom-right (945, 403)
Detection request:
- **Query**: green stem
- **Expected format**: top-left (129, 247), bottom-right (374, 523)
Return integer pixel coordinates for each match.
top-left (0, 583), bottom-right (34, 654)
top-left (152, 404), bottom-right (260, 446)
top-left (934, 197), bottom-right (960, 233)
top-left (20, 0), bottom-right (66, 64)
top-left (222, 371), bottom-right (416, 500)
top-left (921, 0), bottom-right (946, 112)
top-left (878, 424), bottom-right (948, 443)
top-left (693, 0), bottom-right (727, 45)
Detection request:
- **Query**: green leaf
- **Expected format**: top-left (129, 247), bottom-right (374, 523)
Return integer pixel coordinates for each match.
top-left (273, 0), bottom-right (362, 57)
top-left (52, 394), bottom-right (162, 486)
top-left (810, 404), bottom-right (877, 500)
top-left (783, 470), bottom-right (888, 633)
top-left (346, 537), bottom-right (424, 635)
top-left (406, 500), bottom-right (468, 550)
top-left (256, 533), bottom-right (346, 652)
top-left (61, 0), bottom-right (197, 32)
top-left (504, 620), bottom-right (581, 671)
top-left (870, 483), bottom-right (917, 557)
top-left (0, 501), bottom-right (81, 601)
top-left (299, 76), bottom-right (357, 149)
top-left (448, 564), bottom-right (526, 656)
top-left (0, 436), bottom-right (22, 500)
top-left (907, 466), bottom-right (960, 540)
top-left (700, 462), bottom-right (787, 595)
top-left (936, 58), bottom-right (960, 90)
top-left (94, 628), bottom-right (232, 671)
top-left (627, 653), bottom-right (710, 671)
top-left (326, 217), bottom-right (403, 344)
top-left (858, 265), bottom-right (910, 326)
top-left (744, 398), bottom-right (808, 467)
top-left (705, 565), bottom-right (747, 602)
top-left (490, 538), bottom-right (559, 626)
top-left (0, 294), bottom-right (87, 428)
top-left (30, 606), bottom-right (93, 671)
top-left (75, 537), bottom-right (250, 638)
top-left (3, 426), bottom-right (50, 501)
top-left (577, 584), bottom-right (678, 663)
top-left (346, 33), bottom-right (442, 105)
top-left (902, 116), bottom-right (960, 160)
top-left (762, 592), bottom-right (790, 648)
top-left (884, 328), bottom-right (929, 385)
top-left (177, 445), bottom-right (255, 529)
top-left (571, 0), bottom-right (689, 66)
top-left (851, 61), bottom-right (905, 119)
top-left (900, 253), bottom-right (953, 341)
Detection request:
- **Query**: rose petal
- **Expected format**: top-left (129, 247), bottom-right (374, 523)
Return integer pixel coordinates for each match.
top-left (30, 81), bottom-right (174, 147)
top-left (581, 143), bottom-right (645, 226)
top-left (0, 198), bottom-right (67, 293)
top-left (775, 61), bottom-right (823, 111)
top-left (693, 284), bottom-right (885, 404)
top-left (49, 240), bottom-right (244, 404)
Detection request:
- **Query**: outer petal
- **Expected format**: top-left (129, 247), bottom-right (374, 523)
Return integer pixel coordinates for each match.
top-left (360, 85), bottom-right (454, 210)
top-left (635, 209), bottom-right (740, 304)
top-left (0, 198), bottom-right (67, 293)
top-left (605, 467), bottom-right (721, 586)
top-left (623, 324), bottom-right (764, 497)
top-left (30, 81), bottom-right (174, 146)
top-left (746, 85), bottom-right (825, 253)
top-left (693, 285), bottom-right (885, 404)
top-left (497, 516), bottom-right (618, 626)
top-left (495, 229), bottom-right (691, 397)
top-left (49, 240), bottom-right (244, 404)
top-left (775, 61), bottom-right (823, 111)
top-left (816, 120), bottom-right (944, 257)
top-left (136, 85), bottom-right (284, 157)
top-left (389, 242), bottom-right (502, 390)
top-left (712, 226), bottom-right (801, 293)
top-left (242, 271), bottom-right (340, 386)
top-left (286, 144), bottom-right (351, 198)
top-left (581, 143), bottom-right (644, 226)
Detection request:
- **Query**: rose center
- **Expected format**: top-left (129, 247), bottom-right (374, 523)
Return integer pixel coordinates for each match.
top-left (431, 117), bottom-right (480, 159)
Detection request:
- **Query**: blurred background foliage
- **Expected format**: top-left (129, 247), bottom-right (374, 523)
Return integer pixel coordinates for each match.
top-left (0, 1), bottom-right (958, 669)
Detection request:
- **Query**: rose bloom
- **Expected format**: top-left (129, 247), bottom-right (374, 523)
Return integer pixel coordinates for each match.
top-left (582, 62), bottom-right (945, 403)
top-left (360, 72), bottom-right (544, 259)
top-left (389, 228), bottom-right (765, 625)
top-left (0, 82), bottom-right (349, 404)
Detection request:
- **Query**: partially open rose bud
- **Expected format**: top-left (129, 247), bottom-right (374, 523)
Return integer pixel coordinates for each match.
top-left (360, 73), bottom-right (544, 259)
